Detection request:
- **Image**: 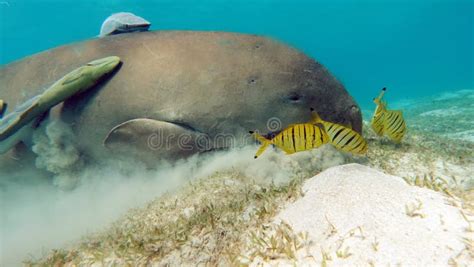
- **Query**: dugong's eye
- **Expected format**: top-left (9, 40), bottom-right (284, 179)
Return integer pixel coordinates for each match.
top-left (284, 92), bottom-right (303, 103)
top-left (247, 76), bottom-right (259, 85)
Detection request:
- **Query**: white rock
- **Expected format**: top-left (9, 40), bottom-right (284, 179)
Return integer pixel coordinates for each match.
top-left (269, 164), bottom-right (470, 266)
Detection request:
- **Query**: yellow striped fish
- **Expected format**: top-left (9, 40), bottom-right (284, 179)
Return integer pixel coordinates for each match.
top-left (371, 88), bottom-right (386, 136)
top-left (371, 88), bottom-right (406, 143)
top-left (310, 108), bottom-right (368, 154)
top-left (250, 122), bottom-right (329, 158)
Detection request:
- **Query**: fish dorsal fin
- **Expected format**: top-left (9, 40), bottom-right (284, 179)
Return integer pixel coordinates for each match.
top-left (309, 108), bottom-right (323, 124)
top-left (373, 87), bottom-right (386, 104)
top-left (376, 87), bottom-right (386, 100)
top-left (373, 88), bottom-right (388, 116)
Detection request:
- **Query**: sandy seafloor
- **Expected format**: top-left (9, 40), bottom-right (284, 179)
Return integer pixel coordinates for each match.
top-left (3, 89), bottom-right (473, 266)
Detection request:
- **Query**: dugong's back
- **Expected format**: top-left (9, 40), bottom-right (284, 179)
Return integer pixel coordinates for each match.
top-left (0, 31), bottom-right (361, 161)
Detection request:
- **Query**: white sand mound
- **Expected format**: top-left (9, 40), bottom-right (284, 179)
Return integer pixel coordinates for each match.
top-left (269, 164), bottom-right (471, 266)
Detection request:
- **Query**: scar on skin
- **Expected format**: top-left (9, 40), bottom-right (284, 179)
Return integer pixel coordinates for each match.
top-left (142, 42), bottom-right (160, 60)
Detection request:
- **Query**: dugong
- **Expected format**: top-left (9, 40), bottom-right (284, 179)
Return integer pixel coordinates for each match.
top-left (0, 31), bottom-right (362, 166)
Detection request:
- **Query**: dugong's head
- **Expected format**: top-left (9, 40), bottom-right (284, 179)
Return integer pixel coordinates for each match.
top-left (171, 34), bottom-right (363, 141)
top-left (240, 50), bottom-right (361, 135)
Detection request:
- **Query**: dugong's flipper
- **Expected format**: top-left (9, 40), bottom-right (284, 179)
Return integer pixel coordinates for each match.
top-left (104, 119), bottom-right (208, 163)
top-left (0, 56), bottom-right (121, 153)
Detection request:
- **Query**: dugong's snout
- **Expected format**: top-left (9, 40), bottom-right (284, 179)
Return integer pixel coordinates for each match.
top-left (271, 58), bottom-right (363, 134)
top-left (345, 104), bottom-right (363, 133)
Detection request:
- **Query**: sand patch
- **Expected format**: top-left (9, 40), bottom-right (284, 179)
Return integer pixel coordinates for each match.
top-left (249, 164), bottom-right (472, 266)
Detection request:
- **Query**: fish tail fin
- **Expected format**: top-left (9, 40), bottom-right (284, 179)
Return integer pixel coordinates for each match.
top-left (249, 131), bottom-right (271, 159)
top-left (309, 107), bottom-right (323, 124)
top-left (255, 142), bottom-right (271, 159)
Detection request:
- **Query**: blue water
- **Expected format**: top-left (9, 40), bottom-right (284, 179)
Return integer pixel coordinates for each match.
top-left (0, 0), bottom-right (472, 108)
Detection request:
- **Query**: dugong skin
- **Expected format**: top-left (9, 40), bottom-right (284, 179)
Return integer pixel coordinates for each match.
top-left (0, 31), bottom-right (362, 164)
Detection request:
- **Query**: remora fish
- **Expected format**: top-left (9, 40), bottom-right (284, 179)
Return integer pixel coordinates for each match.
top-left (0, 56), bottom-right (121, 153)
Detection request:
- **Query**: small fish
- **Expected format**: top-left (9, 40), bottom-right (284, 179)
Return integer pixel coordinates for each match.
top-left (371, 88), bottom-right (406, 143)
top-left (250, 122), bottom-right (329, 158)
top-left (310, 108), bottom-right (368, 154)
top-left (371, 88), bottom-right (386, 136)
top-left (0, 99), bottom-right (6, 118)
top-left (250, 108), bottom-right (368, 158)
